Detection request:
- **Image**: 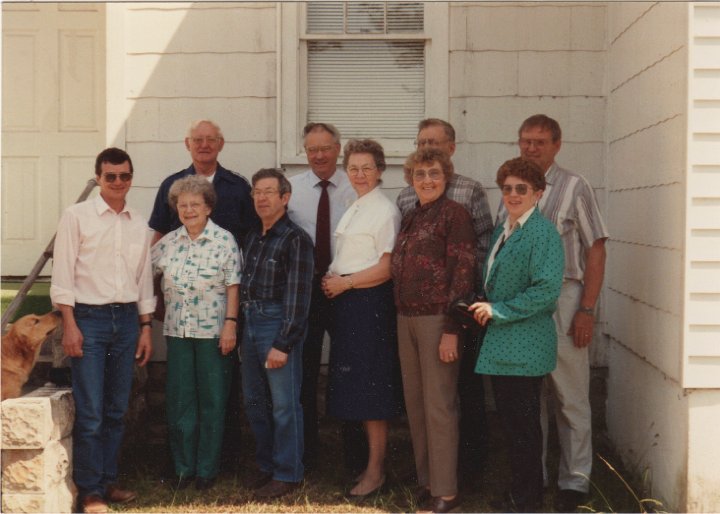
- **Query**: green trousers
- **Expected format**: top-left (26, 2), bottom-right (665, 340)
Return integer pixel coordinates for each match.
top-left (166, 337), bottom-right (232, 480)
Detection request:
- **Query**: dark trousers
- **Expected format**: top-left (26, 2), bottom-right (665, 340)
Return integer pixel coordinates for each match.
top-left (300, 278), bottom-right (367, 471)
top-left (458, 328), bottom-right (487, 474)
top-left (492, 374), bottom-right (544, 510)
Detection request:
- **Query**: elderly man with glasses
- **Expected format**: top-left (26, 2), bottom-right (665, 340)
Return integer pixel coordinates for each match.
top-left (286, 123), bottom-right (368, 475)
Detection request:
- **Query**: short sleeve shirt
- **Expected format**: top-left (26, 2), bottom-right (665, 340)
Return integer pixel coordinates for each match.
top-left (329, 186), bottom-right (401, 276)
top-left (152, 219), bottom-right (242, 338)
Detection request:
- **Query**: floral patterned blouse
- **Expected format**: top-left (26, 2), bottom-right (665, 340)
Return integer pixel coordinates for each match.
top-left (152, 219), bottom-right (242, 338)
top-left (391, 195), bottom-right (476, 334)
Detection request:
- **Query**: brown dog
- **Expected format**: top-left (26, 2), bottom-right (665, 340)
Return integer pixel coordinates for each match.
top-left (1, 311), bottom-right (62, 401)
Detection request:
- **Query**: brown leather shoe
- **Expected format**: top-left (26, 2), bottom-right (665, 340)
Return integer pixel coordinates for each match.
top-left (81, 495), bottom-right (108, 513)
top-left (255, 479), bottom-right (301, 499)
top-left (105, 484), bottom-right (137, 504)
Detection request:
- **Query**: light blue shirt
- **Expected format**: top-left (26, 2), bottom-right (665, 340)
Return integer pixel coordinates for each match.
top-left (287, 169), bottom-right (357, 257)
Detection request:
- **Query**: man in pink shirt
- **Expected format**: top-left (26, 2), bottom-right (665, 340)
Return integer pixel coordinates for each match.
top-left (51, 148), bottom-right (156, 514)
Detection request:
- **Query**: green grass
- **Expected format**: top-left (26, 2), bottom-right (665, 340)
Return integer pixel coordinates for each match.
top-left (1, 280), bottom-right (53, 322)
top-left (114, 370), bottom-right (652, 513)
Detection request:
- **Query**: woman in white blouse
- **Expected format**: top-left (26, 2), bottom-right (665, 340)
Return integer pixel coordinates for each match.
top-left (322, 139), bottom-right (402, 499)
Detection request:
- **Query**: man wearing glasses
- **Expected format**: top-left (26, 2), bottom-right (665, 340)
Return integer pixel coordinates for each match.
top-left (149, 119), bottom-right (256, 247)
top-left (501, 114), bottom-right (609, 512)
top-left (396, 118), bottom-right (494, 482)
top-left (51, 148), bottom-right (155, 513)
top-left (148, 119), bottom-right (256, 471)
top-left (240, 169), bottom-right (314, 498)
top-left (286, 123), bottom-right (366, 474)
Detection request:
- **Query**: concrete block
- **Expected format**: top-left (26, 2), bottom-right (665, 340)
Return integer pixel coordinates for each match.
top-left (608, 3), bottom-right (687, 91)
top-left (518, 51), bottom-right (605, 97)
top-left (1, 389), bottom-right (74, 449)
top-left (125, 97), bottom-right (276, 142)
top-left (126, 53), bottom-right (276, 98)
top-left (126, 4), bottom-right (276, 54)
top-left (607, 50), bottom-right (685, 142)
top-left (570, 5), bottom-right (606, 51)
top-left (465, 4), bottom-right (571, 51)
top-left (1, 438), bottom-right (72, 495)
top-left (450, 51), bottom-right (518, 97)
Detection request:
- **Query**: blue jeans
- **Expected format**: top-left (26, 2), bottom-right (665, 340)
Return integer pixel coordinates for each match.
top-left (241, 301), bottom-right (304, 482)
top-left (71, 303), bottom-right (138, 498)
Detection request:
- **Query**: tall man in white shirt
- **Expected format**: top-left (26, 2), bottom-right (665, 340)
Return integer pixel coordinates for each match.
top-left (286, 122), bottom-right (365, 473)
top-left (502, 115), bottom-right (609, 512)
top-left (51, 148), bottom-right (156, 514)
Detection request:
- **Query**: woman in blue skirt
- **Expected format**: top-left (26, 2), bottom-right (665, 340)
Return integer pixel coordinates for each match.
top-left (321, 139), bottom-right (402, 499)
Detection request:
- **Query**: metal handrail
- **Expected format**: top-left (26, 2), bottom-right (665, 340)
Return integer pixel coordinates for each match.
top-left (1, 178), bottom-right (98, 333)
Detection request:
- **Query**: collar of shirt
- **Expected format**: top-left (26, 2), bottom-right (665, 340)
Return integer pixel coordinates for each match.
top-left (252, 212), bottom-right (292, 239)
top-left (544, 162), bottom-right (559, 185)
top-left (93, 195), bottom-right (132, 218)
top-left (502, 205), bottom-right (537, 239)
top-left (173, 218), bottom-right (218, 243)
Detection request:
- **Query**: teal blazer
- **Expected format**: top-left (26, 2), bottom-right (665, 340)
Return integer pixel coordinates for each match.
top-left (475, 208), bottom-right (564, 377)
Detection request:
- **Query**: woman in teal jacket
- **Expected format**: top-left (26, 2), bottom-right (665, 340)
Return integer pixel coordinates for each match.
top-left (469, 157), bottom-right (564, 512)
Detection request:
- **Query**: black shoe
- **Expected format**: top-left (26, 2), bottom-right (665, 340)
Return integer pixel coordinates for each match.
top-left (195, 477), bottom-right (215, 491)
top-left (344, 475), bottom-right (386, 503)
top-left (489, 491), bottom-right (541, 513)
top-left (255, 479), bottom-right (301, 499)
top-left (245, 471), bottom-right (273, 490)
top-left (554, 489), bottom-right (587, 512)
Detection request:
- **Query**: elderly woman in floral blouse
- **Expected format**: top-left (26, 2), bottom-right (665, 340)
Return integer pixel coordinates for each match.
top-left (152, 175), bottom-right (241, 491)
top-left (391, 148), bottom-right (476, 513)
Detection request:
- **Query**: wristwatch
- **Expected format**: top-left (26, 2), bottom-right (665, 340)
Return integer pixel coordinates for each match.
top-left (577, 306), bottom-right (594, 315)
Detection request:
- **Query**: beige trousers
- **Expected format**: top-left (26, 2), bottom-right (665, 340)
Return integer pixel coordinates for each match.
top-left (397, 314), bottom-right (461, 497)
top-left (541, 280), bottom-right (593, 493)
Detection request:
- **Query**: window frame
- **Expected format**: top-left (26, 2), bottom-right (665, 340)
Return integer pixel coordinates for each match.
top-left (279, 2), bottom-right (449, 165)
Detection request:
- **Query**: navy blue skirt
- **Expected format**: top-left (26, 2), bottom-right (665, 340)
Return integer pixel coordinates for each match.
top-left (326, 280), bottom-right (403, 421)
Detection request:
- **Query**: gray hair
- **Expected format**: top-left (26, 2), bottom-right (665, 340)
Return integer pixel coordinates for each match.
top-left (186, 119), bottom-right (224, 139)
top-left (168, 175), bottom-right (217, 211)
top-left (303, 122), bottom-right (341, 145)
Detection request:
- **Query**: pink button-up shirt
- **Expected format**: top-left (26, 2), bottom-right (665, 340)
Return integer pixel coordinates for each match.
top-left (50, 195), bottom-right (156, 315)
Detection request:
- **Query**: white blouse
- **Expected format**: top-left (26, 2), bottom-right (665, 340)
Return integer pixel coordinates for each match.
top-left (328, 186), bottom-right (401, 276)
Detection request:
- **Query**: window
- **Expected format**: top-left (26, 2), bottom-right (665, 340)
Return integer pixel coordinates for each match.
top-left (280, 2), bottom-right (448, 163)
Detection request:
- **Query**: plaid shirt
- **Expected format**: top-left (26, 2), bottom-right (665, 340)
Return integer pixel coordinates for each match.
top-left (397, 172), bottom-right (493, 290)
top-left (240, 214), bottom-right (314, 353)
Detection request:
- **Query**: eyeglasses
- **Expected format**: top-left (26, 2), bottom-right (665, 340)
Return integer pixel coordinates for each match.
top-left (305, 145), bottom-right (335, 155)
top-left (347, 166), bottom-right (377, 176)
top-left (101, 173), bottom-right (133, 183)
top-left (412, 170), bottom-right (443, 181)
top-left (190, 136), bottom-right (222, 146)
top-left (251, 188), bottom-right (280, 198)
top-left (518, 138), bottom-right (552, 149)
top-left (501, 184), bottom-right (533, 196)
top-left (177, 201), bottom-right (206, 211)
top-left (414, 138), bottom-right (448, 148)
